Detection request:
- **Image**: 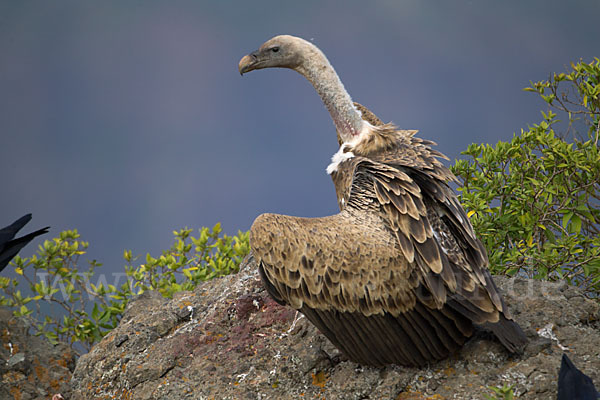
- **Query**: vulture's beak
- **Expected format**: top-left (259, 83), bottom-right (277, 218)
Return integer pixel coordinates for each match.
top-left (238, 52), bottom-right (259, 75)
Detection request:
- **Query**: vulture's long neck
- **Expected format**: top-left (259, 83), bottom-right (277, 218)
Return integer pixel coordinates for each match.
top-left (294, 45), bottom-right (366, 142)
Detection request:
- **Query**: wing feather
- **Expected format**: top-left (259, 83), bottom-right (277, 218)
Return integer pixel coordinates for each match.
top-left (354, 155), bottom-right (526, 352)
top-left (363, 155), bottom-right (514, 328)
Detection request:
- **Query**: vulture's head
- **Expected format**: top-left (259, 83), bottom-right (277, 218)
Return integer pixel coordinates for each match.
top-left (239, 34), bottom-right (370, 142)
top-left (238, 35), bottom-right (319, 75)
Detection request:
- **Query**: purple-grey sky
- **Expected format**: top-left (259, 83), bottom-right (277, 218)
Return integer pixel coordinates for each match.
top-left (1, 1), bottom-right (599, 276)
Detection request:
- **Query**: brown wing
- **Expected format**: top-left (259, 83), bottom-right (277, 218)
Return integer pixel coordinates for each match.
top-left (250, 207), bottom-right (472, 367)
top-left (341, 111), bottom-right (526, 353)
top-left (365, 157), bottom-right (527, 353)
top-left (251, 153), bottom-right (526, 366)
top-left (251, 156), bottom-right (476, 367)
top-left (251, 209), bottom-right (415, 317)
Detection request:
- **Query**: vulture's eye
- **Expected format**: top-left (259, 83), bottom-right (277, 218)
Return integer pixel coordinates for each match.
top-left (271, 47), bottom-right (279, 53)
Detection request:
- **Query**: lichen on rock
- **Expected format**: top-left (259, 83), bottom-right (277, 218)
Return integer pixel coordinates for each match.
top-left (0, 308), bottom-right (75, 400)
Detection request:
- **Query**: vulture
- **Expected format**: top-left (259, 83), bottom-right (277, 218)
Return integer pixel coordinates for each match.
top-left (239, 35), bottom-right (527, 367)
top-left (0, 214), bottom-right (49, 273)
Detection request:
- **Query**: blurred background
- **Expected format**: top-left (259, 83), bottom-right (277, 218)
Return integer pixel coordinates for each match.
top-left (1, 0), bottom-right (599, 276)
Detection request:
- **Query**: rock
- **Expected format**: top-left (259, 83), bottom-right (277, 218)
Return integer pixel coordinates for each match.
top-left (69, 260), bottom-right (600, 399)
top-left (0, 308), bottom-right (75, 400)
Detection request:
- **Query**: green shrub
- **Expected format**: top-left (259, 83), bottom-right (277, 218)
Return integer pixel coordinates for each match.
top-left (451, 58), bottom-right (600, 297)
top-left (0, 224), bottom-right (249, 354)
top-left (484, 384), bottom-right (515, 400)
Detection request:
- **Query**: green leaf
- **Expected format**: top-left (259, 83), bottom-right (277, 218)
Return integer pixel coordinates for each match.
top-left (569, 215), bottom-right (582, 234)
top-left (562, 212), bottom-right (573, 229)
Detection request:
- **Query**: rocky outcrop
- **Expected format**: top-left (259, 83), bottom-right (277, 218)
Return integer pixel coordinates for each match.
top-left (69, 257), bottom-right (600, 400)
top-left (0, 308), bottom-right (75, 400)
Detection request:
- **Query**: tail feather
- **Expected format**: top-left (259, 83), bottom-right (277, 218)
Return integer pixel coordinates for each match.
top-left (482, 313), bottom-right (528, 354)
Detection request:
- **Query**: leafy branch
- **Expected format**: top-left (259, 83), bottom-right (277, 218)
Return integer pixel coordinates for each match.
top-left (0, 225), bottom-right (249, 354)
top-left (452, 59), bottom-right (600, 297)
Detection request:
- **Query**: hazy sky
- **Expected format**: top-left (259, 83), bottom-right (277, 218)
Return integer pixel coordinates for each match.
top-left (1, 1), bottom-right (599, 277)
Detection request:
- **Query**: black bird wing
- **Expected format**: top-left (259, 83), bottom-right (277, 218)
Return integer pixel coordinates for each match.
top-left (0, 214), bottom-right (49, 272)
top-left (558, 353), bottom-right (599, 400)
